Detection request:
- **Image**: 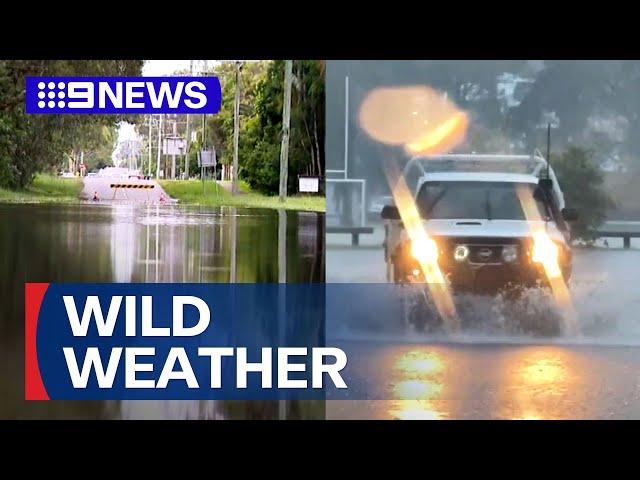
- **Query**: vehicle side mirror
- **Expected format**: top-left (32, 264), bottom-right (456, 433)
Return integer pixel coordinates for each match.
top-left (538, 178), bottom-right (553, 191)
top-left (562, 207), bottom-right (579, 222)
top-left (381, 205), bottom-right (401, 220)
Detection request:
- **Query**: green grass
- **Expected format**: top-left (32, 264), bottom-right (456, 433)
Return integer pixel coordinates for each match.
top-left (160, 179), bottom-right (325, 212)
top-left (0, 174), bottom-right (82, 204)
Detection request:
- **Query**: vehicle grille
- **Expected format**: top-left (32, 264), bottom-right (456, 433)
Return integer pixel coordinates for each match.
top-left (468, 245), bottom-right (504, 264)
top-left (434, 236), bottom-right (529, 265)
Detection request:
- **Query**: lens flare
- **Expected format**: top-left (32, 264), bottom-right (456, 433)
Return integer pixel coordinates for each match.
top-left (516, 185), bottom-right (577, 335)
top-left (383, 162), bottom-right (458, 329)
top-left (405, 112), bottom-right (469, 155)
top-left (358, 86), bottom-right (469, 154)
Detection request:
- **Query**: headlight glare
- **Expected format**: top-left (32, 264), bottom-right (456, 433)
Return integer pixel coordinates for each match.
top-left (410, 238), bottom-right (439, 264)
top-left (531, 233), bottom-right (558, 264)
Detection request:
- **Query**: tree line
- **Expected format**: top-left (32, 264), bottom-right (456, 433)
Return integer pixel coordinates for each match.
top-left (0, 60), bottom-right (143, 189)
top-left (163, 60), bottom-right (324, 194)
top-left (0, 60), bottom-right (325, 198)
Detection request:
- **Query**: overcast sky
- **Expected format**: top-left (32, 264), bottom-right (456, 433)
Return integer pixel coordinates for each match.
top-left (142, 60), bottom-right (220, 76)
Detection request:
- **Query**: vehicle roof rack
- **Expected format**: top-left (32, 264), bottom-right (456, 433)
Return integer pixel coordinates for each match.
top-left (404, 152), bottom-right (547, 175)
top-left (404, 151), bottom-right (565, 210)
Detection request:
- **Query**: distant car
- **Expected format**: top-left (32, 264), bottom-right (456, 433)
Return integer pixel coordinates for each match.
top-left (59, 172), bottom-right (75, 178)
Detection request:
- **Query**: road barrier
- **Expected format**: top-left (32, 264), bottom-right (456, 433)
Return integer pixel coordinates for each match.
top-left (110, 184), bottom-right (155, 189)
top-left (110, 183), bottom-right (155, 201)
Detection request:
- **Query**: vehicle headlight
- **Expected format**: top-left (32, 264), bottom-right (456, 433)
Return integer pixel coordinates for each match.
top-left (410, 238), bottom-right (439, 264)
top-left (502, 245), bottom-right (518, 263)
top-left (453, 245), bottom-right (469, 262)
top-left (531, 233), bottom-right (558, 264)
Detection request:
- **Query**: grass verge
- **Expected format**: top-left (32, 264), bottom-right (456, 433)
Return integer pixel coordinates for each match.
top-left (160, 180), bottom-right (325, 212)
top-left (0, 174), bottom-right (82, 204)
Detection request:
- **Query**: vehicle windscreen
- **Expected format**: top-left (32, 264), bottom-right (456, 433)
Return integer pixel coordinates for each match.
top-left (416, 181), bottom-right (550, 220)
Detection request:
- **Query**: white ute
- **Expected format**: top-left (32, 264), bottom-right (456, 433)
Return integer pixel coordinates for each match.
top-left (381, 152), bottom-right (578, 295)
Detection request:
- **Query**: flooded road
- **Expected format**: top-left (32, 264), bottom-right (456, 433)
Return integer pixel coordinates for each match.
top-left (0, 203), bottom-right (324, 419)
top-left (326, 225), bottom-right (640, 419)
top-left (328, 343), bottom-right (640, 419)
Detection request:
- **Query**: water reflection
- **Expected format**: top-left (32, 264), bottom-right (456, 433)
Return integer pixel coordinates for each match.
top-left (387, 350), bottom-right (445, 420)
top-left (495, 347), bottom-right (584, 420)
top-left (118, 400), bottom-right (223, 420)
top-left (326, 343), bottom-right (640, 419)
top-left (0, 203), bottom-right (324, 419)
top-left (110, 206), bottom-right (137, 283)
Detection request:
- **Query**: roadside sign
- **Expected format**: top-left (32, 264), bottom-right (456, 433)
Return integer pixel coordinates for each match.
top-left (163, 136), bottom-right (186, 155)
top-left (299, 176), bottom-right (320, 193)
top-left (198, 149), bottom-right (216, 168)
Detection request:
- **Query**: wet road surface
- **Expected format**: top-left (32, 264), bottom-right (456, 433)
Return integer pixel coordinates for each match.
top-left (81, 176), bottom-right (172, 203)
top-left (326, 224), bottom-right (640, 419)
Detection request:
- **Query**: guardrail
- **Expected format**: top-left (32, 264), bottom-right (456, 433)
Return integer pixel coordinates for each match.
top-left (326, 226), bottom-right (374, 246)
top-left (591, 221), bottom-right (640, 249)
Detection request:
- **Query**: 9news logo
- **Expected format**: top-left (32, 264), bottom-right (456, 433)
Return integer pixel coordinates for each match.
top-left (25, 76), bottom-right (222, 114)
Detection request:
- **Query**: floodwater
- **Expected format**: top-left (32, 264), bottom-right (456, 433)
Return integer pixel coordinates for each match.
top-left (0, 203), bottom-right (325, 419)
top-left (326, 225), bottom-right (640, 419)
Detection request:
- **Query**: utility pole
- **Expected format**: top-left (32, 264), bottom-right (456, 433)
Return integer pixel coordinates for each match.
top-left (202, 60), bottom-right (208, 182)
top-left (156, 114), bottom-right (163, 179)
top-left (232, 61), bottom-right (242, 195)
top-left (185, 61), bottom-right (193, 180)
top-left (171, 116), bottom-right (177, 180)
top-left (344, 75), bottom-right (349, 179)
top-left (147, 115), bottom-right (153, 178)
top-left (279, 60), bottom-right (293, 203)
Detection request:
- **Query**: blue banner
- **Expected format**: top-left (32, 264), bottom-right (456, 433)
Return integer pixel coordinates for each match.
top-left (25, 77), bottom-right (221, 114)
top-left (26, 283), bottom-right (336, 400)
top-left (26, 282), bottom-right (457, 401)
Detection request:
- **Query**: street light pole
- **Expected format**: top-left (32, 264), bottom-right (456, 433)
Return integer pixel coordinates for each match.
top-left (279, 60), bottom-right (293, 203)
top-left (232, 61), bottom-right (242, 195)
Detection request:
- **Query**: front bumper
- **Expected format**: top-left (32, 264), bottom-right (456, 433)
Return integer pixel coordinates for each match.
top-left (391, 236), bottom-right (572, 295)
